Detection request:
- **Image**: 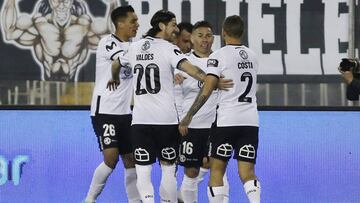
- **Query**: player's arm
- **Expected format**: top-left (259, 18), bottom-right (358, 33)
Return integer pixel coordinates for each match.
top-left (179, 60), bottom-right (233, 91)
top-left (106, 58), bottom-right (121, 91)
top-left (178, 60), bottom-right (207, 82)
top-left (179, 74), bottom-right (219, 136)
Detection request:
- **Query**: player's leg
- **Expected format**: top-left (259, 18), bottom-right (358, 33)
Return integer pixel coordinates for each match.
top-left (132, 125), bottom-right (157, 203)
top-left (207, 126), bottom-right (234, 203)
top-left (156, 125), bottom-right (180, 203)
top-left (85, 116), bottom-right (120, 203)
top-left (117, 115), bottom-right (141, 203)
top-left (207, 157), bottom-right (228, 203)
top-left (238, 161), bottom-right (260, 203)
top-left (120, 153), bottom-right (141, 203)
top-left (235, 126), bottom-right (260, 203)
top-left (179, 129), bottom-right (208, 203)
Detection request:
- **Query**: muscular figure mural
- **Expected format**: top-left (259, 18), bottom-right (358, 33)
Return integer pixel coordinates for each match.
top-left (1, 0), bottom-right (118, 81)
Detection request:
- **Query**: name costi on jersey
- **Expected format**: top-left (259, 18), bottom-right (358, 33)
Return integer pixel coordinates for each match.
top-left (207, 45), bottom-right (259, 127)
top-left (124, 37), bottom-right (186, 125)
top-left (175, 52), bottom-right (218, 129)
top-left (90, 34), bottom-right (133, 116)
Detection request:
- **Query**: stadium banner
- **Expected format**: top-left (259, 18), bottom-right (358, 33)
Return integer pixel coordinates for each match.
top-left (0, 0), bottom-right (358, 82)
top-left (0, 110), bottom-right (359, 202)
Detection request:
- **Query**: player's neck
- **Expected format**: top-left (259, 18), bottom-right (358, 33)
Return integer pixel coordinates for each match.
top-left (225, 37), bottom-right (241, 46)
top-left (114, 31), bottom-right (130, 42)
top-left (193, 50), bottom-right (211, 58)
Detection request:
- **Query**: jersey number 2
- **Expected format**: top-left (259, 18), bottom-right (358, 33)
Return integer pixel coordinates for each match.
top-left (134, 63), bottom-right (161, 95)
top-left (238, 72), bottom-right (253, 103)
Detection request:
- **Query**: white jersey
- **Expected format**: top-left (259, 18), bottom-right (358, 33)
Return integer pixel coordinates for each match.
top-left (126, 36), bottom-right (186, 125)
top-left (175, 52), bottom-right (218, 129)
top-left (207, 45), bottom-right (259, 127)
top-left (90, 34), bottom-right (133, 116)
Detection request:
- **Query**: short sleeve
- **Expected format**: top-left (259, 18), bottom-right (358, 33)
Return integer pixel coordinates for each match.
top-left (168, 44), bottom-right (187, 69)
top-left (104, 40), bottom-right (124, 61)
top-left (206, 53), bottom-right (222, 78)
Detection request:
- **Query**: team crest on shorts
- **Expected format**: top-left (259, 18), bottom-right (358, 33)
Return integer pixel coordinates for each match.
top-left (239, 144), bottom-right (256, 159)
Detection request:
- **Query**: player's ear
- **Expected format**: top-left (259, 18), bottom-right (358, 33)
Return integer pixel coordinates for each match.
top-left (222, 29), bottom-right (226, 38)
top-left (159, 22), bottom-right (166, 31)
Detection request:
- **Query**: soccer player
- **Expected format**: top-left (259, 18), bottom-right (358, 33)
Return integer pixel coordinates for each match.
top-left (173, 22), bottom-right (193, 116)
top-left (175, 22), bottom-right (194, 54)
top-left (175, 21), bottom-right (229, 203)
top-left (179, 15), bottom-right (261, 203)
top-left (85, 6), bottom-right (140, 203)
top-left (114, 10), bottom-right (233, 203)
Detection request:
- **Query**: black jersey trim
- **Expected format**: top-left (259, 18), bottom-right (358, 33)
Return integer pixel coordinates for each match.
top-left (207, 73), bottom-right (219, 79)
top-left (110, 50), bottom-right (123, 61)
top-left (112, 34), bottom-right (123, 43)
top-left (176, 58), bottom-right (188, 70)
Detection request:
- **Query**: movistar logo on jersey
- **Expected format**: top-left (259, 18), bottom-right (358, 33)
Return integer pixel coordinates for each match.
top-left (207, 59), bottom-right (219, 67)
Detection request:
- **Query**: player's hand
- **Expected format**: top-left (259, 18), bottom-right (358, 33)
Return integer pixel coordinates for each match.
top-left (178, 115), bottom-right (192, 136)
top-left (174, 73), bottom-right (187, 85)
top-left (217, 74), bottom-right (234, 91)
top-left (338, 67), bottom-right (354, 84)
top-left (106, 79), bottom-right (120, 91)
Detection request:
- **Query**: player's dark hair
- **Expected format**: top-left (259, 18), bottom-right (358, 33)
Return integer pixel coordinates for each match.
top-left (223, 15), bottom-right (244, 38)
top-left (192, 21), bottom-right (213, 32)
top-left (111, 6), bottom-right (135, 27)
top-left (144, 10), bottom-right (176, 37)
top-left (177, 22), bottom-right (193, 35)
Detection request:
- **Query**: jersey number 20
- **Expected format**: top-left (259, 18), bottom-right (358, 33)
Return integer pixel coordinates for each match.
top-left (134, 63), bottom-right (161, 95)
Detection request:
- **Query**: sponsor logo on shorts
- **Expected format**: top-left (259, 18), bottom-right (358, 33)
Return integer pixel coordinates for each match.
top-left (134, 148), bottom-right (150, 162)
top-left (103, 137), bottom-right (111, 145)
top-left (239, 144), bottom-right (256, 159)
top-left (216, 143), bottom-right (233, 157)
top-left (161, 147), bottom-right (176, 160)
top-left (179, 155), bottom-right (186, 163)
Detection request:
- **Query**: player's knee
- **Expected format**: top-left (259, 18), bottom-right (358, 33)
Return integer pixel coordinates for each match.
top-left (202, 157), bottom-right (210, 169)
top-left (104, 156), bottom-right (119, 169)
top-left (185, 167), bottom-right (200, 178)
top-left (121, 153), bottom-right (136, 169)
top-left (238, 168), bottom-right (256, 183)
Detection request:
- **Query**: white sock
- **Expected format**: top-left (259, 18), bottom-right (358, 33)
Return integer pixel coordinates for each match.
top-left (160, 164), bottom-right (177, 203)
top-left (125, 168), bottom-right (141, 203)
top-left (85, 162), bottom-right (113, 202)
top-left (223, 173), bottom-right (230, 203)
top-left (197, 167), bottom-right (209, 184)
top-left (135, 164), bottom-right (154, 203)
top-left (207, 186), bottom-right (226, 203)
top-left (180, 174), bottom-right (198, 203)
top-left (243, 180), bottom-right (261, 203)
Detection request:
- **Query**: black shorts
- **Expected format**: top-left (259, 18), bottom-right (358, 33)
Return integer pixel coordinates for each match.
top-left (91, 114), bottom-right (132, 154)
top-left (131, 124), bottom-right (180, 165)
top-left (178, 128), bottom-right (210, 168)
top-left (209, 126), bottom-right (259, 163)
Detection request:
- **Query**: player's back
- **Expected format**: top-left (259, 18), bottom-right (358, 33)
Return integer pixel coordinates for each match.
top-left (127, 36), bottom-right (185, 125)
top-left (211, 45), bottom-right (258, 127)
top-left (90, 34), bottom-right (132, 116)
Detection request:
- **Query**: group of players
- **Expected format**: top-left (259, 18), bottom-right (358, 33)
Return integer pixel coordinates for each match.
top-left (85, 5), bottom-right (261, 203)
